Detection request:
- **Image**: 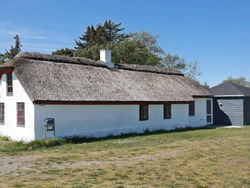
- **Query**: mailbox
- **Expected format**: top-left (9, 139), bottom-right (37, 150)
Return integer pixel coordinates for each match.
top-left (44, 118), bottom-right (55, 131)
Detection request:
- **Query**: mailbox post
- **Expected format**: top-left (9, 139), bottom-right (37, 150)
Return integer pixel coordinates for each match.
top-left (43, 118), bottom-right (55, 140)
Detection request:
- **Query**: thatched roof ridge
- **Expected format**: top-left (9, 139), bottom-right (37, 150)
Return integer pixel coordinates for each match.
top-left (116, 64), bottom-right (184, 76)
top-left (11, 52), bottom-right (183, 75)
top-left (15, 52), bottom-right (107, 68)
top-left (0, 52), bottom-right (212, 102)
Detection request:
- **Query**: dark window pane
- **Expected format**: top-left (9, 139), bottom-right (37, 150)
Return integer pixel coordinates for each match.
top-left (0, 103), bottom-right (4, 123)
top-left (6, 73), bottom-right (13, 95)
top-left (17, 103), bottom-right (25, 125)
top-left (139, 104), bottom-right (148, 121)
top-left (207, 115), bottom-right (211, 122)
top-left (206, 100), bottom-right (211, 114)
top-left (8, 87), bottom-right (13, 93)
top-left (164, 104), bottom-right (171, 119)
top-left (189, 102), bottom-right (195, 116)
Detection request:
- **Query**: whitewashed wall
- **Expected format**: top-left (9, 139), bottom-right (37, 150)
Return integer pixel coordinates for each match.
top-left (0, 73), bottom-right (212, 141)
top-left (35, 103), bottom-right (193, 139)
top-left (0, 73), bottom-right (35, 141)
top-left (189, 98), bottom-right (213, 127)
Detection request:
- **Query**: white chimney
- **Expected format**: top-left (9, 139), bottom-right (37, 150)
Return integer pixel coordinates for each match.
top-left (100, 49), bottom-right (114, 68)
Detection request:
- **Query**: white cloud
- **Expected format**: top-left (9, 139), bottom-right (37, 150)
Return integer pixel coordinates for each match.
top-left (0, 22), bottom-right (73, 53)
top-left (0, 22), bottom-right (47, 40)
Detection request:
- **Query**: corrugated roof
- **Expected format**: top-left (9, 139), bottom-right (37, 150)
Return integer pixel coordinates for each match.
top-left (0, 52), bottom-right (212, 102)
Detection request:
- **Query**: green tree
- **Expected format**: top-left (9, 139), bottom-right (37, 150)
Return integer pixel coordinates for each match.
top-left (0, 53), bottom-right (5, 64)
top-left (132, 31), bottom-right (163, 55)
top-left (103, 20), bottom-right (129, 45)
top-left (162, 53), bottom-right (201, 79)
top-left (75, 20), bottom-right (129, 49)
top-left (74, 44), bottom-right (108, 61)
top-left (95, 24), bottom-right (106, 45)
top-left (61, 21), bottom-right (203, 79)
top-left (75, 25), bottom-right (97, 49)
top-left (74, 40), bottom-right (161, 66)
top-left (162, 54), bottom-right (186, 70)
top-left (223, 76), bottom-right (250, 87)
top-left (5, 35), bottom-right (22, 60)
top-left (52, 48), bottom-right (75, 57)
top-left (73, 22), bottom-right (161, 65)
top-left (0, 35), bottom-right (22, 63)
top-left (112, 40), bottom-right (160, 66)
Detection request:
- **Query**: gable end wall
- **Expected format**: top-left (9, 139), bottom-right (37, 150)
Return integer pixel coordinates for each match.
top-left (213, 97), bottom-right (244, 126)
top-left (0, 73), bottom-right (35, 141)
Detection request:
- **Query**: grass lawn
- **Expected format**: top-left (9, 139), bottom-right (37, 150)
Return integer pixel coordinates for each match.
top-left (0, 127), bottom-right (249, 188)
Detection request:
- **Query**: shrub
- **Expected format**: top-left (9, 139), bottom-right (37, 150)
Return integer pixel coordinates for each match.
top-left (0, 136), bottom-right (10, 141)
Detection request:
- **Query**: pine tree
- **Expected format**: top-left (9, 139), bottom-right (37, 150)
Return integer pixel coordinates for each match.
top-left (88, 25), bottom-right (97, 47)
top-left (75, 25), bottom-right (97, 49)
top-left (0, 53), bottom-right (5, 64)
top-left (103, 20), bottom-right (129, 45)
top-left (95, 24), bottom-right (106, 45)
top-left (5, 35), bottom-right (22, 60)
top-left (75, 20), bottom-right (129, 49)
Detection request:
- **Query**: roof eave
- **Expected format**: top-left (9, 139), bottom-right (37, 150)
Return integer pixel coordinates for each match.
top-left (33, 100), bottom-right (195, 105)
top-left (192, 95), bottom-right (213, 98)
top-left (0, 67), bottom-right (14, 74)
top-left (213, 95), bottom-right (246, 97)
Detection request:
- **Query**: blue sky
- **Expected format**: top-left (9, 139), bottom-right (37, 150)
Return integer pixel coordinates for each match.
top-left (0, 0), bottom-right (249, 86)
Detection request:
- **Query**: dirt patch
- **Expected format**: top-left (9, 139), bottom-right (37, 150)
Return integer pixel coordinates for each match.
top-left (216, 125), bottom-right (244, 128)
top-left (115, 139), bottom-right (138, 144)
top-left (0, 155), bottom-right (41, 176)
top-left (0, 151), bottom-right (181, 178)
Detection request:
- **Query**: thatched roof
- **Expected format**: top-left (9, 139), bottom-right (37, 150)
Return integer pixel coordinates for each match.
top-left (0, 52), bottom-right (212, 103)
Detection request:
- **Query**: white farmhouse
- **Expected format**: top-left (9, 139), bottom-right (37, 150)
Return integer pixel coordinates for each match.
top-left (0, 51), bottom-right (213, 141)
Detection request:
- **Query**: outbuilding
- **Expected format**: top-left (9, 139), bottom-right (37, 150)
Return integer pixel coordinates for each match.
top-left (210, 82), bottom-right (250, 126)
top-left (0, 51), bottom-right (213, 141)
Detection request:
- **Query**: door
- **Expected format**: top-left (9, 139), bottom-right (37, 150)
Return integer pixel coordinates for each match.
top-left (206, 100), bottom-right (212, 124)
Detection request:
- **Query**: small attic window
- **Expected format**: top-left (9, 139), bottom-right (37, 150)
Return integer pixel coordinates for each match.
top-left (6, 73), bottom-right (13, 96)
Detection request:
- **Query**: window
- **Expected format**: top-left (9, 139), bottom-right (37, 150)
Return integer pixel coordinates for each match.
top-left (206, 100), bottom-right (212, 123)
top-left (189, 101), bottom-right (195, 116)
top-left (17, 103), bottom-right (25, 126)
top-left (164, 104), bottom-right (171, 119)
top-left (207, 115), bottom-right (212, 123)
top-left (0, 103), bottom-right (4, 124)
top-left (6, 73), bottom-right (13, 95)
top-left (206, 100), bottom-right (211, 114)
top-left (139, 104), bottom-right (148, 121)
